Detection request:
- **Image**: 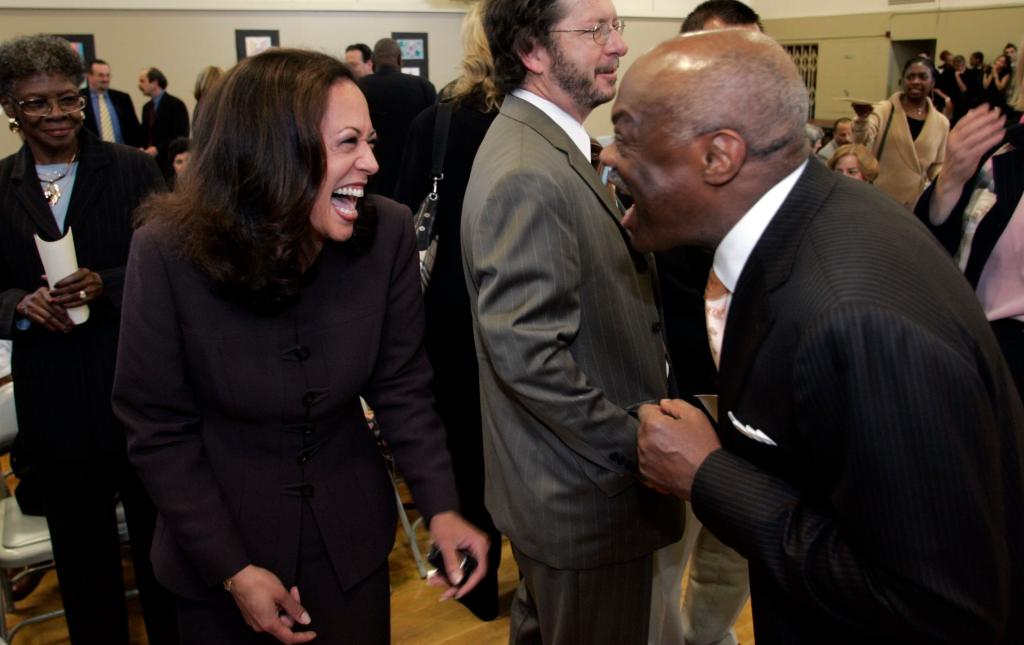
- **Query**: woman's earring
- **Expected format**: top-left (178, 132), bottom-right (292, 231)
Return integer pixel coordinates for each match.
top-left (7, 117), bottom-right (19, 133)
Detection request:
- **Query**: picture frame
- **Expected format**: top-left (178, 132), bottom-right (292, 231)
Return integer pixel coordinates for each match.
top-left (235, 29), bottom-right (280, 62)
top-left (53, 34), bottom-right (96, 66)
top-left (392, 32), bottom-right (429, 80)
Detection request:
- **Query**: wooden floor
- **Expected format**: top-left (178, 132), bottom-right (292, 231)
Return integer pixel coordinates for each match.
top-left (4, 514), bottom-right (754, 644)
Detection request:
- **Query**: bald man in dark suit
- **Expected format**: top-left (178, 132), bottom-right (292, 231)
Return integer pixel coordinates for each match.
top-left (602, 30), bottom-right (1024, 645)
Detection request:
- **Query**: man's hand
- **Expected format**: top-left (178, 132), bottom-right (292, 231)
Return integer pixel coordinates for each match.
top-left (928, 105), bottom-right (1006, 225)
top-left (227, 565), bottom-right (315, 644)
top-left (637, 399), bottom-right (721, 500)
top-left (426, 511), bottom-right (490, 601)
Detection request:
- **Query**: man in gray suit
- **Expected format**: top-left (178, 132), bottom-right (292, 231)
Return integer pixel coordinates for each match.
top-left (461, 1), bottom-right (683, 643)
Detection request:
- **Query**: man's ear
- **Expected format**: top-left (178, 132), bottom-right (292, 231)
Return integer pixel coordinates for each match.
top-left (703, 130), bottom-right (745, 186)
top-left (520, 40), bottom-right (549, 76)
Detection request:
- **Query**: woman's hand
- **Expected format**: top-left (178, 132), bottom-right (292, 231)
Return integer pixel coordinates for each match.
top-left (16, 286), bottom-right (73, 333)
top-left (49, 267), bottom-right (103, 307)
top-left (426, 511), bottom-right (490, 600)
top-left (928, 105), bottom-right (1006, 226)
top-left (851, 102), bottom-right (873, 119)
top-left (226, 565), bottom-right (316, 644)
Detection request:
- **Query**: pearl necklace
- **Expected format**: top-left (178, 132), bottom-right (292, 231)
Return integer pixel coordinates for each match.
top-left (37, 153), bottom-right (77, 207)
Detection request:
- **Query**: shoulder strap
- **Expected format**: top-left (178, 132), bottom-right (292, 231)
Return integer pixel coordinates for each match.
top-left (875, 100), bottom-right (896, 162)
top-left (430, 102), bottom-right (453, 180)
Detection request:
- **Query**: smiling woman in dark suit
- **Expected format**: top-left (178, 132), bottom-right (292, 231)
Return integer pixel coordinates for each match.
top-left (0, 34), bottom-right (174, 644)
top-left (112, 49), bottom-right (487, 645)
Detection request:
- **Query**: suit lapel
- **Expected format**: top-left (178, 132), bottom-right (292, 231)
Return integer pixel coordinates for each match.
top-left (9, 145), bottom-right (63, 240)
top-left (502, 95), bottom-right (623, 224)
top-left (64, 131), bottom-right (109, 234)
top-left (720, 161), bottom-right (835, 409)
top-left (500, 95), bottom-right (646, 270)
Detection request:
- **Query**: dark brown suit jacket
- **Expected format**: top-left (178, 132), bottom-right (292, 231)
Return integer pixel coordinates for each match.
top-left (113, 196), bottom-right (458, 600)
top-left (692, 160), bottom-right (1024, 644)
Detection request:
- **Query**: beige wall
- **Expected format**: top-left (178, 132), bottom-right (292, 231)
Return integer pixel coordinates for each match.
top-left (767, 6), bottom-right (1024, 123)
top-left (1, 5), bottom-right (1022, 157)
top-left (0, 8), bottom-right (465, 157)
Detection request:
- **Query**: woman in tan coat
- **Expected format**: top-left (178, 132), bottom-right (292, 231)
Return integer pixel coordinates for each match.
top-left (853, 56), bottom-right (950, 209)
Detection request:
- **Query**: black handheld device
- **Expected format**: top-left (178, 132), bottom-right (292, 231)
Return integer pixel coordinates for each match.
top-left (427, 544), bottom-right (477, 587)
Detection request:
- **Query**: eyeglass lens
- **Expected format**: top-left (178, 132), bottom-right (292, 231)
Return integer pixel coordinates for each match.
top-left (19, 95), bottom-right (85, 116)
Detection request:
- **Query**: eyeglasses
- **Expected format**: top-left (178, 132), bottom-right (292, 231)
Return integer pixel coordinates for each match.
top-left (11, 95), bottom-right (86, 117)
top-left (550, 19), bottom-right (626, 45)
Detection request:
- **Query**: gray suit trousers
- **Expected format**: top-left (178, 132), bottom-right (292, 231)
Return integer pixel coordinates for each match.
top-left (511, 544), bottom-right (653, 645)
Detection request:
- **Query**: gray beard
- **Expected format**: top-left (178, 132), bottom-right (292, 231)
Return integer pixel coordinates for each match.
top-left (549, 43), bottom-right (614, 111)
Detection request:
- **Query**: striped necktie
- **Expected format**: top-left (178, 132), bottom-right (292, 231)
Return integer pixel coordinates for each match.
top-left (97, 93), bottom-right (116, 142)
top-left (705, 268), bottom-right (731, 368)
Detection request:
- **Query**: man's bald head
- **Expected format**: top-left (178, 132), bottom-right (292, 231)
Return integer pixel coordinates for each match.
top-left (625, 29), bottom-right (807, 161)
top-left (602, 30), bottom-right (810, 251)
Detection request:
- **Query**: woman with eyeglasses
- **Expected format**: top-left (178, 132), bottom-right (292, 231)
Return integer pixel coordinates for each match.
top-left (0, 34), bottom-right (175, 644)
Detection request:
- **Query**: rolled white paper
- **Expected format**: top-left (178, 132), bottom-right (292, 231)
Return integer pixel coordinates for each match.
top-left (33, 228), bottom-right (89, 325)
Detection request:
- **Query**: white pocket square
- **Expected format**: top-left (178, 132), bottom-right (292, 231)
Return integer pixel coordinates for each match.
top-left (728, 411), bottom-right (778, 447)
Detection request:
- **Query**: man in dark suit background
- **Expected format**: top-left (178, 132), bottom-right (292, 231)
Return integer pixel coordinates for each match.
top-left (461, 1), bottom-right (682, 643)
top-left (602, 29), bottom-right (1024, 644)
top-left (360, 38), bottom-right (436, 198)
top-left (81, 59), bottom-right (141, 147)
top-left (138, 67), bottom-right (189, 180)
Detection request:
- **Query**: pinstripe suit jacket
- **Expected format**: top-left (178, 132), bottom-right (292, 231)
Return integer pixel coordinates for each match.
top-left (691, 160), bottom-right (1024, 644)
top-left (461, 94), bottom-right (683, 570)
top-left (0, 129), bottom-right (164, 459)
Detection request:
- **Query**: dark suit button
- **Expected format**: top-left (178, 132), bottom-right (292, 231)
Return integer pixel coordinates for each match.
top-left (651, 321), bottom-right (662, 333)
top-left (297, 452), bottom-right (310, 465)
top-left (302, 392), bottom-right (316, 406)
top-left (294, 345), bottom-right (310, 361)
top-left (285, 422), bottom-right (313, 435)
top-left (300, 484), bottom-right (314, 497)
top-left (610, 452), bottom-right (624, 465)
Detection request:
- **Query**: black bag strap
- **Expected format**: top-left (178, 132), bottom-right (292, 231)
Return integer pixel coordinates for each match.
top-left (430, 102), bottom-right (453, 182)
top-left (875, 99), bottom-right (896, 162)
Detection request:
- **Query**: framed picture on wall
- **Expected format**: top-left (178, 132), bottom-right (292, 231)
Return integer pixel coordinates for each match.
top-left (235, 29), bottom-right (279, 61)
top-left (392, 32), bottom-right (429, 80)
top-left (53, 34), bottom-right (96, 65)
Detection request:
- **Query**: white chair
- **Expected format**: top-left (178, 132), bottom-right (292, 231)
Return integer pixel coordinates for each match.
top-left (0, 381), bottom-right (134, 642)
top-left (0, 379), bottom-right (64, 642)
top-left (0, 496), bottom-right (62, 642)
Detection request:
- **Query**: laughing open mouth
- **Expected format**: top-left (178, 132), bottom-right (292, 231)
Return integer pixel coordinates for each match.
top-left (331, 185), bottom-right (363, 216)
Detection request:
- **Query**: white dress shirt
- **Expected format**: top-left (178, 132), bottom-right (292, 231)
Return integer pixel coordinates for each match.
top-left (712, 160), bottom-right (808, 315)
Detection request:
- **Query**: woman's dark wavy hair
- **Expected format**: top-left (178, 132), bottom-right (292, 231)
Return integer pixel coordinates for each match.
top-left (485, 0), bottom-right (566, 95)
top-left (0, 34), bottom-right (84, 96)
top-left (138, 48), bottom-right (375, 314)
